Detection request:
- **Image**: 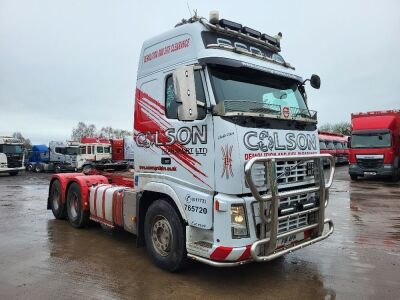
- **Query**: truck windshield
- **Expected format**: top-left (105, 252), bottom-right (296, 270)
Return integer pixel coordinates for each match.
top-left (66, 147), bottom-right (79, 155)
top-left (334, 142), bottom-right (343, 149)
top-left (209, 65), bottom-right (308, 113)
top-left (0, 144), bottom-right (23, 154)
top-left (351, 132), bottom-right (391, 148)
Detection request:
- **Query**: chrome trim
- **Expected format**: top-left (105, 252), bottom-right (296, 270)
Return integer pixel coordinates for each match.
top-left (250, 219), bottom-right (334, 262)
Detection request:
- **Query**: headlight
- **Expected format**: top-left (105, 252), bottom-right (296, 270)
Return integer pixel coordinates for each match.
top-left (231, 204), bottom-right (249, 238)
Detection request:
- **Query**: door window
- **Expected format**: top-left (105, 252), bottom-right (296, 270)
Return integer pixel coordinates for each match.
top-left (165, 70), bottom-right (206, 119)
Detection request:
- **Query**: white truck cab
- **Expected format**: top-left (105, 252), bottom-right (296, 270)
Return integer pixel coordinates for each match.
top-left (0, 136), bottom-right (25, 176)
top-left (131, 13), bottom-right (335, 270)
top-left (77, 139), bottom-right (112, 170)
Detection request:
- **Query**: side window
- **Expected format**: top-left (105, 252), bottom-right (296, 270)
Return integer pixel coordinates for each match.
top-left (55, 147), bottom-right (61, 154)
top-left (165, 70), bottom-right (206, 119)
top-left (97, 146), bottom-right (104, 153)
top-left (88, 146), bottom-right (92, 155)
top-left (80, 146), bottom-right (86, 154)
top-left (104, 147), bottom-right (110, 153)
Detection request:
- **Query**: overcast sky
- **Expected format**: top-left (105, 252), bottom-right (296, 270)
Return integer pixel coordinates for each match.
top-left (1, 0), bottom-right (399, 144)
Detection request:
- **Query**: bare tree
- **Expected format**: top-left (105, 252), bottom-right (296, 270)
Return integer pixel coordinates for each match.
top-left (319, 122), bottom-right (351, 136)
top-left (71, 122), bottom-right (97, 141)
top-left (72, 122), bottom-right (132, 141)
top-left (12, 132), bottom-right (32, 149)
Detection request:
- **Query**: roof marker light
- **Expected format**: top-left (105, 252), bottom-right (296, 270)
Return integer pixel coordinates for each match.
top-left (219, 19), bottom-right (242, 31)
top-left (242, 26), bottom-right (261, 38)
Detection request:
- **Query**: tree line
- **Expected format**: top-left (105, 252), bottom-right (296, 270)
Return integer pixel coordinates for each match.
top-left (71, 122), bottom-right (132, 141)
top-left (319, 121), bottom-right (351, 136)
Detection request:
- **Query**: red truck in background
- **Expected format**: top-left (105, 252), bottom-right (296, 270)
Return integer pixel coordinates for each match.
top-left (319, 131), bottom-right (349, 165)
top-left (349, 110), bottom-right (400, 181)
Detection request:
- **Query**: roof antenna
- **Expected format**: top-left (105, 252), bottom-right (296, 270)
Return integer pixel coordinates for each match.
top-left (187, 2), bottom-right (193, 18)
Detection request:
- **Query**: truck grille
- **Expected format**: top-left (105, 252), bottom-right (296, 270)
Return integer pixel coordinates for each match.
top-left (276, 160), bottom-right (315, 187)
top-left (7, 155), bottom-right (23, 168)
top-left (357, 158), bottom-right (383, 169)
top-left (252, 159), bottom-right (320, 238)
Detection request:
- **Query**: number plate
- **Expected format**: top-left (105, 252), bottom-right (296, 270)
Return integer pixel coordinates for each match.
top-left (277, 232), bottom-right (304, 247)
top-left (364, 171), bottom-right (377, 176)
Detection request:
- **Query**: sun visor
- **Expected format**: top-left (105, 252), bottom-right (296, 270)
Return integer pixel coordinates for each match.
top-left (198, 57), bottom-right (302, 82)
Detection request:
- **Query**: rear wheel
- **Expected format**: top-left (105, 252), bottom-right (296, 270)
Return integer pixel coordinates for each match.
top-left (54, 164), bottom-right (62, 173)
top-left (66, 183), bottom-right (89, 228)
top-left (350, 175), bottom-right (358, 180)
top-left (82, 164), bottom-right (94, 174)
top-left (8, 171), bottom-right (18, 176)
top-left (26, 164), bottom-right (33, 172)
top-left (34, 164), bottom-right (43, 173)
top-left (50, 180), bottom-right (66, 219)
top-left (144, 199), bottom-right (187, 272)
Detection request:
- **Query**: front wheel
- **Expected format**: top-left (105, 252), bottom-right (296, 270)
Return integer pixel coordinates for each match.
top-left (9, 171), bottom-right (18, 176)
top-left (66, 182), bottom-right (89, 228)
top-left (144, 200), bottom-right (187, 272)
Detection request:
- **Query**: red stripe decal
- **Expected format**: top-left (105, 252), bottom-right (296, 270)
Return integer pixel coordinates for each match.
top-left (237, 245), bottom-right (251, 261)
top-left (134, 88), bottom-right (211, 189)
top-left (210, 246), bottom-right (233, 261)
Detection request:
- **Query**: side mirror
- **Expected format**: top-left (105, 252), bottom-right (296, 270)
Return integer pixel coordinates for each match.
top-left (310, 74), bottom-right (321, 89)
top-left (173, 66), bottom-right (198, 121)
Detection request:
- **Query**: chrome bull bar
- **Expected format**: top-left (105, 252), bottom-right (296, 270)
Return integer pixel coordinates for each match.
top-left (244, 154), bottom-right (335, 261)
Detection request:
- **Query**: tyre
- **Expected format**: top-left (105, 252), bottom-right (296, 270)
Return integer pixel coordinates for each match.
top-left (9, 171), bottom-right (18, 176)
top-left (27, 164), bottom-right (33, 172)
top-left (144, 199), bottom-right (187, 272)
top-left (82, 164), bottom-right (93, 174)
top-left (50, 180), bottom-right (66, 219)
top-left (350, 175), bottom-right (358, 181)
top-left (34, 164), bottom-right (43, 173)
top-left (54, 164), bottom-right (62, 173)
top-left (66, 182), bottom-right (89, 228)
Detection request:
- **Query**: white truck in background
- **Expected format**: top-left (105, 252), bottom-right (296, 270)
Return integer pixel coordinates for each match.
top-left (0, 136), bottom-right (25, 176)
top-left (48, 12), bottom-right (335, 272)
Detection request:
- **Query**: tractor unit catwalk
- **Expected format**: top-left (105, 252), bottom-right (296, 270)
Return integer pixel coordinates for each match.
top-left (47, 12), bottom-right (335, 272)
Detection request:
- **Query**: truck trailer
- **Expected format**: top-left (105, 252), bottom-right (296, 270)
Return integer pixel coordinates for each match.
top-left (0, 136), bottom-right (25, 176)
top-left (47, 12), bottom-right (335, 271)
top-left (349, 110), bottom-right (400, 180)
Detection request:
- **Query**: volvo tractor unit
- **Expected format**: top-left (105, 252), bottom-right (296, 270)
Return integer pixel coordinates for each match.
top-left (47, 13), bottom-right (335, 271)
top-left (0, 136), bottom-right (25, 176)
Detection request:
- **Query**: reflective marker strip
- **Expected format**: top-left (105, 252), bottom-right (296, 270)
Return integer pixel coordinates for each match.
top-left (210, 246), bottom-right (233, 261)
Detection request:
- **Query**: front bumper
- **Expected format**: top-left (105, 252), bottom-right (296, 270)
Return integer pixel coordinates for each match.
top-left (349, 164), bottom-right (396, 177)
top-left (0, 166), bottom-right (25, 173)
top-left (188, 219), bottom-right (334, 266)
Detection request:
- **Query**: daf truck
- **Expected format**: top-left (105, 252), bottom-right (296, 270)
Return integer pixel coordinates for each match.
top-left (47, 12), bottom-right (335, 271)
top-left (349, 110), bottom-right (400, 180)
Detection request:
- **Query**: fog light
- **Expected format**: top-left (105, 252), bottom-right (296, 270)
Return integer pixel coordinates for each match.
top-left (231, 204), bottom-right (249, 238)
